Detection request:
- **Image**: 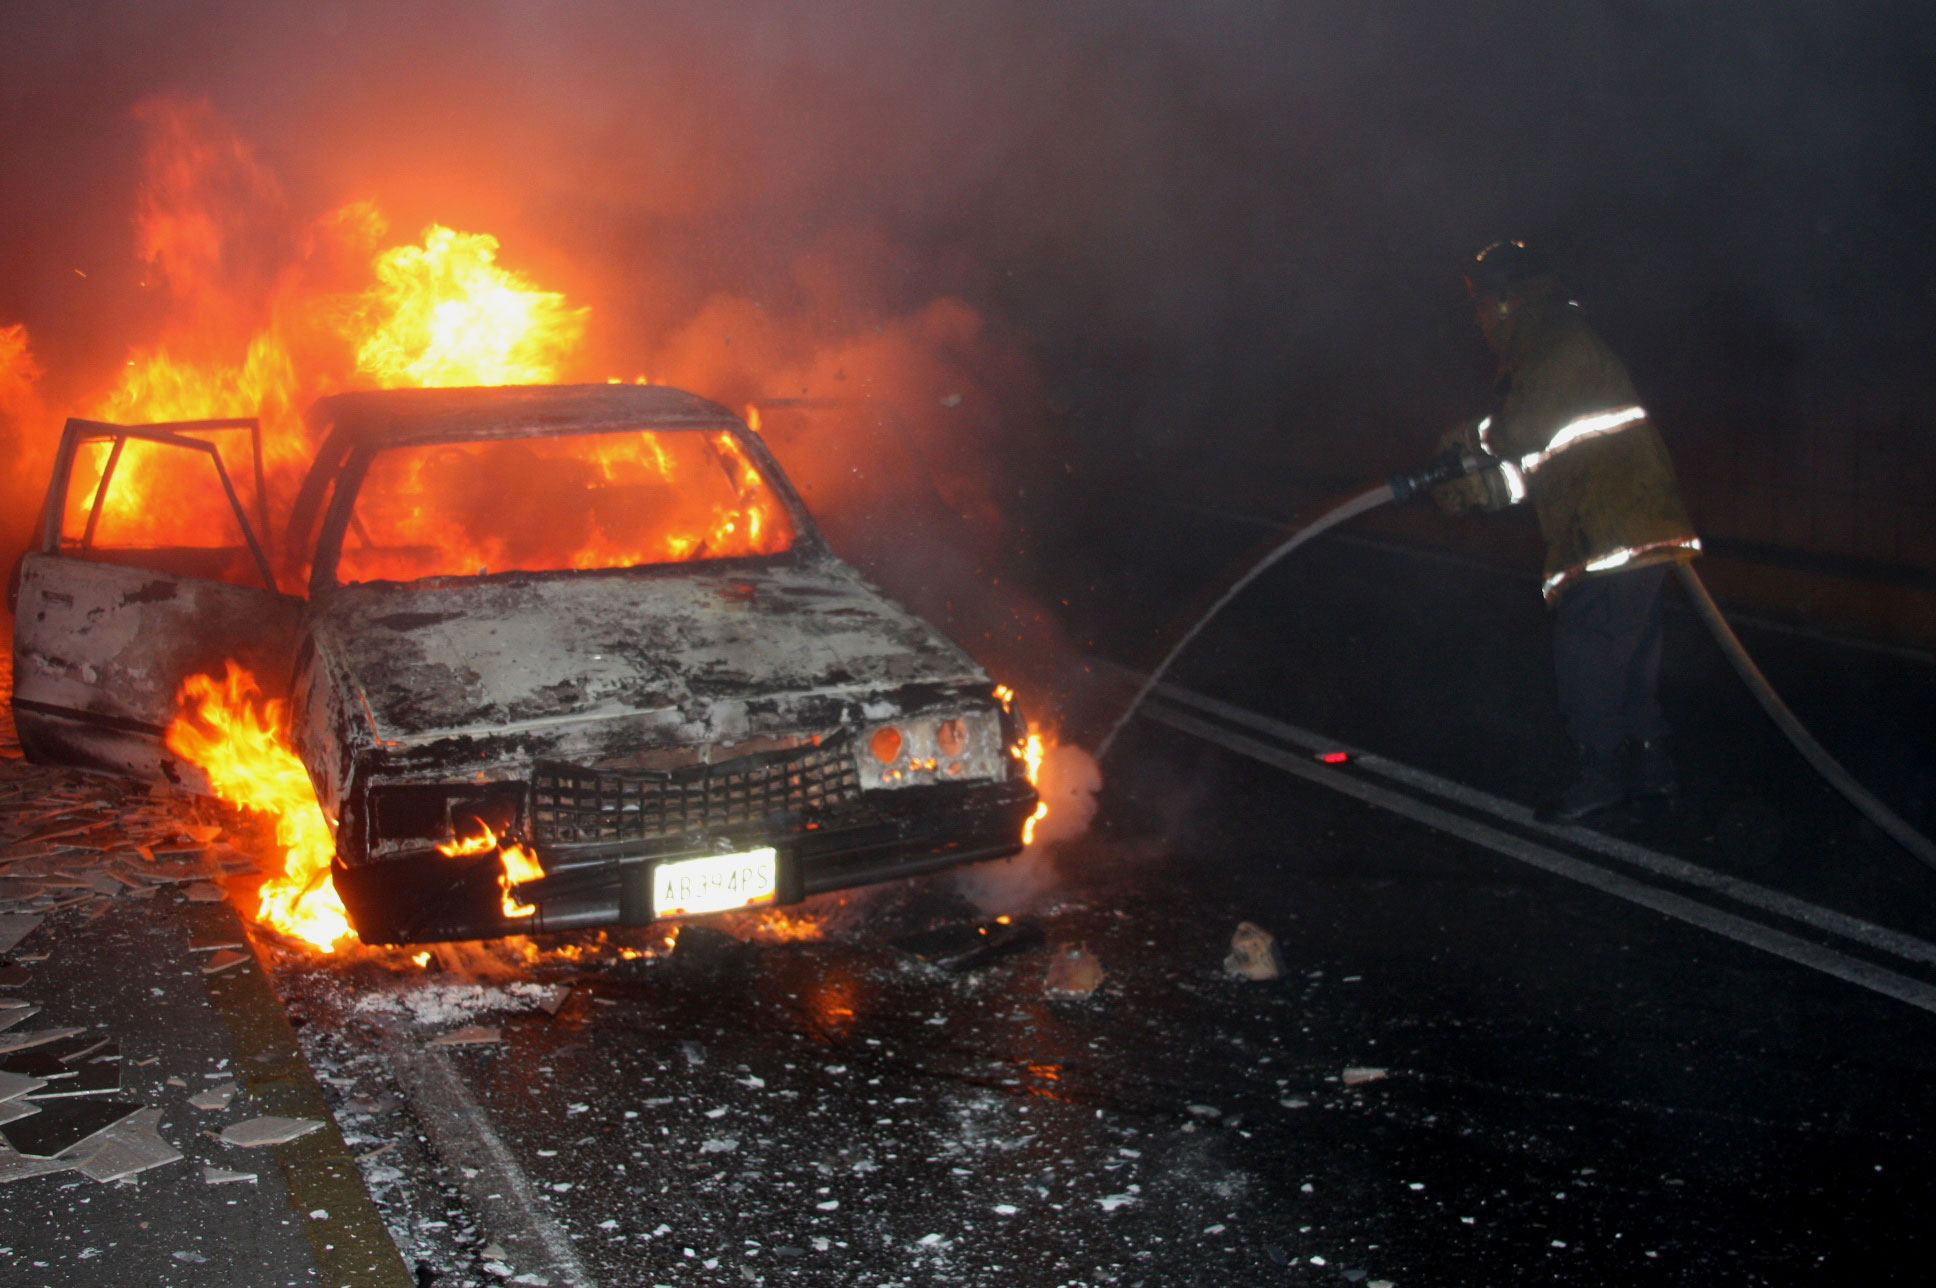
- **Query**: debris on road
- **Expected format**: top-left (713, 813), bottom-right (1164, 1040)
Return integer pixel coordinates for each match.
top-left (204, 1165), bottom-right (258, 1185)
top-left (76, 1107), bottom-right (183, 1181)
top-left (0, 1025), bottom-right (85, 1055)
top-left (220, 1114), bottom-right (326, 1147)
top-left (187, 1082), bottom-right (238, 1111)
top-left (1223, 920), bottom-right (1283, 980)
top-left (1044, 943), bottom-right (1105, 998)
top-left (893, 917), bottom-right (1046, 972)
top-left (0, 1095), bottom-right (143, 1157)
top-left (1341, 1066), bottom-right (1389, 1086)
top-left (200, 949), bottom-right (250, 975)
top-left (428, 1025), bottom-right (502, 1047)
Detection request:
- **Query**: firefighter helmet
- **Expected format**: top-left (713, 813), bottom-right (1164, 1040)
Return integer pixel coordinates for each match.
top-left (1464, 239), bottom-right (1549, 299)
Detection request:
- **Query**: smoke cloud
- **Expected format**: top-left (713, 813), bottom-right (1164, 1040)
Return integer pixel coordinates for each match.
top-left (5, 1), bottom-right (1935, 629)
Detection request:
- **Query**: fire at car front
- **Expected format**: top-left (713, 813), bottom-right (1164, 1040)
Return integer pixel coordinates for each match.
top-left (303, 559), bottom-right (1038, 945)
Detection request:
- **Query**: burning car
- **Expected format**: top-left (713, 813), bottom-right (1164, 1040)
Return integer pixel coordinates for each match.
top-left (9, 384), bottom-right (1039, 944)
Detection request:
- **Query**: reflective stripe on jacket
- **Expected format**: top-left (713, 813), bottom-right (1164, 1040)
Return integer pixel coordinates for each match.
top-left (1481, 278), bottom-right (1699, 604)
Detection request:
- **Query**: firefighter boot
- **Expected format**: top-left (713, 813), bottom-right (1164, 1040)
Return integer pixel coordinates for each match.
top-left (1630, 736), bottom-right (1679, 803)
top-left (1538, 741), bottom-right (1628, 823)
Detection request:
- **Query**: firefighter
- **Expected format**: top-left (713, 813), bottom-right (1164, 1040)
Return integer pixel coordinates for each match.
top-left (1434, 240), bottom-right (1702, 820)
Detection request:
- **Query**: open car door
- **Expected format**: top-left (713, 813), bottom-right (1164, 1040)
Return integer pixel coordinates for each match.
top-left (9, 418), bottom-right (303, 791)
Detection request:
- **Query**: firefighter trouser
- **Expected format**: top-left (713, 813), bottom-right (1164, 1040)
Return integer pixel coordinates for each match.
top-left (1552, 563), bottom-right (1670, 754)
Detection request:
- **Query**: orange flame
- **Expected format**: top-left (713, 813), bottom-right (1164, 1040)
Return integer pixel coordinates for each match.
top-left (164, 662), bottom-right (352, 952)
top-left (1020, 730), bottom-right (1050, 845)
top-left (439, 818), bottom-right (544, 919)
top-left (349, 226), bottom-right (587, 389)
top-left (996, 684), bottom-right (1052, 844)
top-left (81, 110), bottom-right (593, 560)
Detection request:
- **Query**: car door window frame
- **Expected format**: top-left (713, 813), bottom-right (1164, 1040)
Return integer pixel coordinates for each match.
top-left (41, 417), bottom-right (280, 594)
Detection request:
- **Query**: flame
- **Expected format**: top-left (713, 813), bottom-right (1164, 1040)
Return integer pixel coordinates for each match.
top-left (436, 819), bottom-right (500, 858)
top-left (1020, 729), bottom-right (1051, 845)
top-left (331, 428), bottom-right (794, 585)
top-left (499, 843), bottom-right (545, 919)
top-left (164, 662), bottom-right (352, 952)
top-left (350, 226), bottom-right (587, 388)
top-left (996, 684), bottom-right (1052, 844)
top-left (73, 104), bottom-right (595, 565)
top-left (744, 908), bottom-right (828, 942)
top-left (439, 818), bottom-right (544, 919)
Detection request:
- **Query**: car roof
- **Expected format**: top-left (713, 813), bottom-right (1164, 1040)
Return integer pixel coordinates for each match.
top-left (305, 383), bottom-right (745, 447)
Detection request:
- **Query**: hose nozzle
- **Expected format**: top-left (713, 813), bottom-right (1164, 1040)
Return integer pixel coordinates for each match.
top-left (1388, 447), bottom-right (1487, 503)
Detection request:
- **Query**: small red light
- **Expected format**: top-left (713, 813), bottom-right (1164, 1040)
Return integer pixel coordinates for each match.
top-left (1318, 751), bottom-right (1350, 764)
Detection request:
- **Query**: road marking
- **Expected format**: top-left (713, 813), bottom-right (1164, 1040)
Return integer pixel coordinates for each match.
top-left (1144, 678), bottom-right (1936, 971)
top-left (376, 1022), bottom-right (600, 1288)
top-left (1142, 700), bottom-right (1936, 1018)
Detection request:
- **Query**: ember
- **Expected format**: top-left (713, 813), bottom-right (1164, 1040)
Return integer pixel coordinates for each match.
top-left (163, 662), bottom-right (351, 952)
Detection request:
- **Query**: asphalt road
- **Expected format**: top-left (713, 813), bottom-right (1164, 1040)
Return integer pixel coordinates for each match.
top-left (263, 506), bottom-right (1936, 1287)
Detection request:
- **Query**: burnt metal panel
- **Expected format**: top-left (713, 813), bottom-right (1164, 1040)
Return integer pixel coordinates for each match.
top-left (305, 558), bottom-right (988, 754)
top-left (10, 554), bottom-right (301, 785)
top-left (305, 384), bottom-right (743, 450)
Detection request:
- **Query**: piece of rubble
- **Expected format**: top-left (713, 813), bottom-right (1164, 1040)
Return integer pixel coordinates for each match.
top-left (187, 1083), bottom-right (237, 1111)
top-left (1044, 944), bottom-right (1106, 999)
top-left (536, 985), bottom-right (572, 1016)
top-left (201, 950), bottom-right (249, 976)
top-left (0, 1096), bottom-right (142, 1157)
top-left (0, 1026), bottom-right (85, 1056)
top-left (0, 1099), bottom-right (42, 1126)
top-left (1223, 921), bottom-right (1283, 981)
top-left (1341, 1066), bottom-right (1388, 1086)
top-left (894, 918), bottom-right (1046, 972)
top-left (82, 871), bottom-right (124, 898)
top-left (0, 1147), bottom-right (76, 1184)
top-left (0, 1005), bottom-right (39, 1034)
top-left (0, 913), bottom-right (43, 954)
top-left (1, 1049), bottom-right (72, 1080)
top-left (428, 1024), bottom-right (502, 1047)
top-left (220, 1115), bottom-right (325, 1147)
top-left (182, 882), bottom-right (226, 904)
top-left (0, 1070), bottom-right (47, 1102)
top-left (204, 1165), bottom-right (257, 1185)
top-left (30, 1047), bottom-right (121, 1099)
top-left (76, 1107), bottom-right (182, 1182)
top-left (188, 941), bottom-right (245, 954)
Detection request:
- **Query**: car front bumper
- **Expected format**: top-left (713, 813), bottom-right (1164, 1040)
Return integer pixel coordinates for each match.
top-left (332, 779), bottom-right (1039, 945)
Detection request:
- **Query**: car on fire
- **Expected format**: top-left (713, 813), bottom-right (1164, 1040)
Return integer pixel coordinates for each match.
top-left (9, 385), bottom-right (1038, 944)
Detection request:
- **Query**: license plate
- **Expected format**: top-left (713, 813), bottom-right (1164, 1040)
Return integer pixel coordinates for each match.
top-left (651, 848), bottom-right (778, 919)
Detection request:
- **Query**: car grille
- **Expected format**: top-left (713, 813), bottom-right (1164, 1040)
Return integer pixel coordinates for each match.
top-left (529, 739), bottom-right (863, 844)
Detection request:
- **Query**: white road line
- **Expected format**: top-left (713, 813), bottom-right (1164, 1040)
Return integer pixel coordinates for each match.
top-left (1137, 675), bottom-right (1936, 971)
top-left (1143, 701), bottom-right (1936, 1018)
top-left (378, 1023), bottom-right (600, 1288)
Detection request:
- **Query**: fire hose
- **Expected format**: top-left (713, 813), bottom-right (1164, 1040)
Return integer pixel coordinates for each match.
top-left (1097, 450), bottom-right (1936, 876)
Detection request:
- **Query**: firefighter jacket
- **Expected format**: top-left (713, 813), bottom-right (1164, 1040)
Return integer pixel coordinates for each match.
top-left (1474, 277), bottom-right (1699, 604)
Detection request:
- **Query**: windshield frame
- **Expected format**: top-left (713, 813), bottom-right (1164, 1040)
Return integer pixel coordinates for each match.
top-left (308, 421), bottom-right (823, 592)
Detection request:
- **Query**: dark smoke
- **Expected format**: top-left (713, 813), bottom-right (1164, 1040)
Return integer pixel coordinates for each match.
top-left (6, 0), bottom-right (1936, 645)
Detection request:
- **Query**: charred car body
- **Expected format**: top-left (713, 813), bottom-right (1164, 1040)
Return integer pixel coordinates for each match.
top-left (10, 385), bottom-right (1037, 943)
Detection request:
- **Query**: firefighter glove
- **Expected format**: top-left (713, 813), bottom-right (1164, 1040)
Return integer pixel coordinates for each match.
top-left (1432, 470), bottom-right (1492, 516)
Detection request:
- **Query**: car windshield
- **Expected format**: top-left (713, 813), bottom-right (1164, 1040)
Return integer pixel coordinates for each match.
top-left (334, 428), bottom-right (797, 584)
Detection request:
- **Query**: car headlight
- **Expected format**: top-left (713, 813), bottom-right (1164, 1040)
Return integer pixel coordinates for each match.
top-left (856, 710), bottom-right (1005, 788)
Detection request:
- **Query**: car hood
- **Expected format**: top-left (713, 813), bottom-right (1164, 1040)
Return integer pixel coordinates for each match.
top-left (305, 558), bottom-right (989, 750)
